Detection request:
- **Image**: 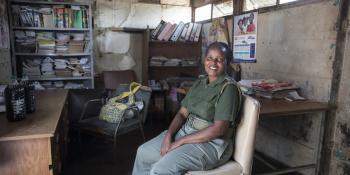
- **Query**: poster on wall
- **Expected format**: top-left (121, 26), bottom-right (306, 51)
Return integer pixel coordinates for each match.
top-left (0, 0), bottom-right (9, 49)
top-left (233, 12), bottom-right (257, 63)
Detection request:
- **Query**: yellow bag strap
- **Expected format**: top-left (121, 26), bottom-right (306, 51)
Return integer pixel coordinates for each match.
top-left (114, 82), bottom-right (142, 100)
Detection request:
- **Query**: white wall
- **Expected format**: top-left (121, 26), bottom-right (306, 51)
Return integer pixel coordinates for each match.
top-left (93, 0), bottom-right (191, 82)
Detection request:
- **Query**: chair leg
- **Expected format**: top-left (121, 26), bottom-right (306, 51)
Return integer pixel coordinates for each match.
top-left (77, 130), bottom-right (83, 155)
top-left (138, 121), bottom-right (146, 142)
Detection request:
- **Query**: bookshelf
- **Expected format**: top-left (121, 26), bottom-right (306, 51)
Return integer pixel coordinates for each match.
top-left (8, 0), bottom-right (94, 89)
top-left (143, 29), bottom-right (202, 85)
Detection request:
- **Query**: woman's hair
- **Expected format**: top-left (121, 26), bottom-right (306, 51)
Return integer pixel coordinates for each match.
top-left (205, 42), bottom-right (233, 65)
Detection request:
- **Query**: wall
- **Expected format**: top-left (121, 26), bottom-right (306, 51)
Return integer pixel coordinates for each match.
top-left (93, 0), bottom-right (191, 82)
top-left (328, 6), bottom-right (350, 174)
top-left (0, 49), bottom-right (11, 84)
top-left (240, 1), bottom-right (339, 174)
top-left (0, 0), bottom-right (11, 84)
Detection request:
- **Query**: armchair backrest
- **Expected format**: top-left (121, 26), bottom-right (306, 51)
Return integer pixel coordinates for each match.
top-left (233, 95), bottom-right (260, 175)
top-left (103, 70), bottom-right (136, 90)
top-left (134, 86), bottom-right (152, 123)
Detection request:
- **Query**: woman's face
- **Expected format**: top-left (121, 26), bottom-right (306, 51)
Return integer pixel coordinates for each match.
top-left (204, 48), bottom-right (226, 81)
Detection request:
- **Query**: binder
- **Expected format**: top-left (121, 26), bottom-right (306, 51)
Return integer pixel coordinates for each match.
top-left (194, 23), bottom-right (202, 42)
top-left (189, 23), bottom-right (198, 42)
top-left (184, 22), bottom-right (193, 41)
top-left (163, 24), bottom-right (177, 41)
top-left (179, 23), bottom-right (189, 41)
top-left (151, 20), bottom-right (166, 40)
top-left (170, 21), bottom-right (185, 42)
top-left (157, 22), bottom-right (172, 41)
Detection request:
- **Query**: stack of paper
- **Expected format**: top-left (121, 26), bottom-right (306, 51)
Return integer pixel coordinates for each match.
top-left (238, 79), bottom-right (306, 101)
top-left (64, 82), bottom-right (84, 89)
top-left (41, 57), bottom-right (55, 77)
top-left (150, 56), bottom-right (168, 66)
top-left (14, 31), bottom-right (36, 53)
top-left (0, 85), bottom-right (6, 112)
top-left (164, 58), bottom-right (181, 66)
top-left (56, 33), bottom-right (70, 53)
top-left (37, 32), bottom-right (55, 54)
top-left (23, 59), bottom-right (41, 77)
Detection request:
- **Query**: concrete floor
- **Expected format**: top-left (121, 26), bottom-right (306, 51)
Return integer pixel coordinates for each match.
top-left (61, 119), bottom-right (294, 175)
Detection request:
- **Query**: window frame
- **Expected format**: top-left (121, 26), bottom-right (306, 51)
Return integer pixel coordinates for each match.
top-left (192, 0), bottom-right (325, 23)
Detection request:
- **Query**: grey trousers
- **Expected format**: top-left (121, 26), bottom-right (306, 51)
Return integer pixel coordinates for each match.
top-left (132, 122), bottom-right (232, 175)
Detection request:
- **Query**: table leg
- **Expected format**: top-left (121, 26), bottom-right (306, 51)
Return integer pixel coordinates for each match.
top-left (314, 111), bottom-right (326, 175)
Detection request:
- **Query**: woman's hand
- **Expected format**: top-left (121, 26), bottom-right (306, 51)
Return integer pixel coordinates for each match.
top-left (160, 133), bottom-right (172, 156)
top-left (168, 139), bottom-right (183, 152)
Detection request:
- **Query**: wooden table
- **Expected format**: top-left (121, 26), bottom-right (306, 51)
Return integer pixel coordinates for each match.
top-left (255, 98), bottom-right (331, 175)
top-left (0, 89), bottom-right (68, 175)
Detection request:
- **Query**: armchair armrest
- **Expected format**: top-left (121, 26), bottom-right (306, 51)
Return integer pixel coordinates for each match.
top-left (79, 99), bottom-right (104, 121)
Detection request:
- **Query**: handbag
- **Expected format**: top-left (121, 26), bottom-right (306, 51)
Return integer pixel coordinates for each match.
top-left (99, 82), bottom-right (142, 123)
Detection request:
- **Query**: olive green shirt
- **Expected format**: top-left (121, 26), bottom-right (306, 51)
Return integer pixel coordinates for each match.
top-left (181, 74), bottom-right (240, 124)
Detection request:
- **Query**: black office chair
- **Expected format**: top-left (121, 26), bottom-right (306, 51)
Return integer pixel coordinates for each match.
top-left (76, 84), bottom-right (152, 148)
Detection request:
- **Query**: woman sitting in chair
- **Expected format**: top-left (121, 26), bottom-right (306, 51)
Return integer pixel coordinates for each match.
top-left (132, 42), bottom-right (241, 175)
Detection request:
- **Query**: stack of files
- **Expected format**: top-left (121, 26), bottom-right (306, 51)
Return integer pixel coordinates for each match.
top-left (41, 57), bottom-right (55, 77)
top-left (55, 69), bottom-right (72, 77)
top-left (41, 81), bottom-right (54, 89)
top-left (150, 56), bottom-right (168, 66)
top-left (37, 32), bottom-right (55, 54)
top-left (56, 33), bottom-right (70, 53)
top-left (151, 20), bottom-right (202, 42)
top-left (54, 59), bottom-right (68, 69)
top-left (0, 85), bottom-right (6, 112)
top-left (39, 7), bottom-right (55, 28)
top-left (54, 81), bottom-right (65, 88)
top-left (14, 31), bottom-right (36, 53)
top-left (12, 5), bottom-right (42, 27)
top-left (23, 59), bottom-right (41, 77)
top-left (164, 58), bottom-right (182, 66)
top-left (181, 59), bottom-right (199, 67)
top-left (68, 41), bottom-right (84, 53)
top-left (64, 82), bottom-right (84, 89)
top-left (238, 79), bottom-right (304, 101)
top-left (69, 57), bottom-right (80, 65)
top-left (81, 63), bottom-right (91, 76)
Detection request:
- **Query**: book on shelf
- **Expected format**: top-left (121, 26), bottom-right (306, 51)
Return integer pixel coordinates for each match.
top-left (12, 4), bottom-right (89, 29)
top-left (170, 21), bottom-right (185, 42)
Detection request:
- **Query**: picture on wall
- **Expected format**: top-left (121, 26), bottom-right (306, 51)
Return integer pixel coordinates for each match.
top-left (233, 12), bottom-right (257, 63)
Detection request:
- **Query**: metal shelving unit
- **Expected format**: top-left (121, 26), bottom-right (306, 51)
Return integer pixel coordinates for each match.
top-left (15, 52), bottom-right (91, 56)
top-left (28, 76), bottom-right (92, 81)
top-left (8, 0), bottom-right (94, 89)
top-left (13, 27), bottom-right (90, 31)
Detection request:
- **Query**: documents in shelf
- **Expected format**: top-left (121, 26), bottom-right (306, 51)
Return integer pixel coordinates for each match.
top-left (151, 20), bottom-right (202, 42)
top-left (12, 4), bottom-right (89, 29)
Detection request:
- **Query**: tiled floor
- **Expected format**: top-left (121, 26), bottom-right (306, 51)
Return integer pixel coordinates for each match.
top-left (61, 119), bottom-right (293, 175)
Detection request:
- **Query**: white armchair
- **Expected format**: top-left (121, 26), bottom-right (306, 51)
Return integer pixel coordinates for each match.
top-left (187, 95), bottom-right (261, 175)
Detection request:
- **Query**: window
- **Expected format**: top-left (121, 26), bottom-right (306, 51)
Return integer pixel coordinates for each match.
top-left (279, 0), bottom-right (299, 4)
top-left (195, 4), bottom-right (212, 22)
top-left (244, 0), bottom-right (303, 11)
top-left (244, 0), bottom-right (276, 11)
top-left (212, 1), bottom-right (233, 18)
top-left (160, 0), bottom-right (190, 6)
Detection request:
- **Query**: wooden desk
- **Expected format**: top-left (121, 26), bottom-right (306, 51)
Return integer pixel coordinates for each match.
top-left (259, 98), bottom-right (330, 117)
top-left (0, 90), bottom-right (68, 175)
top-left (255, 98), bottom-right (331, 175)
